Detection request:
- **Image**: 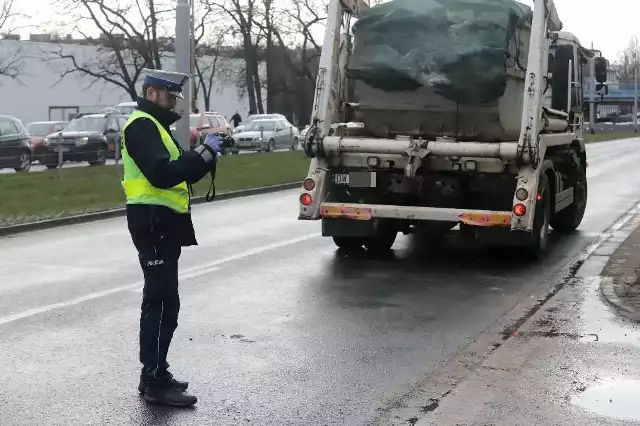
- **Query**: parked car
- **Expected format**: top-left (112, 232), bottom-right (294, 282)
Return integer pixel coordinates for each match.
top-left (170, 118), bottom-right (199, 149)
top-left (232, 118), bottom-right (299, 153)
top-left (299, 124), bottom-right (311, 148)
top-left (25, 120), bottom-right (68, 162)
top-left (233, 113), bottom-right (288, 134)
top-left (40, 112), bottom-right (127, 168)
top-left (115, 101), bottom-right (138, 116)
top-left (0, 115), bottom-right (32, 172)
top-left (193, 112), bottom-right (235, 153)
top-left (328, 121), bottom-right (365, 135)
top-left (170, 112), bottom-right (235, 151)
top-left (192, 112), bottom-right (233, 141)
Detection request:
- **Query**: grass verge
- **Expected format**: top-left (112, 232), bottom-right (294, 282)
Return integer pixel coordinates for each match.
top-left (0, 151), bottom-right (310, 226)
top-left (584, 131), bottom-right (639, 143)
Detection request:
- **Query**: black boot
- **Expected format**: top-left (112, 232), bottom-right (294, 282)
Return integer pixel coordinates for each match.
top-left (139, 374), bottom-right (188, 394)
top-left (143, 382), bottom-right (197, 407)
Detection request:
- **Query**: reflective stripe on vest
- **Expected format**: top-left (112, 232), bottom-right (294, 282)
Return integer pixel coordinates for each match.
top-left (121, 110), bottom-right (189, 213)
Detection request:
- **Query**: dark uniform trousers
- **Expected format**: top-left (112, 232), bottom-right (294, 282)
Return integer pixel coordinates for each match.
top-left (128, 206), bottom-right (183, 384)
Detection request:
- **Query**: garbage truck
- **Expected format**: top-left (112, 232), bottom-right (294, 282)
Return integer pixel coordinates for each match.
top-left (297, 0), bottom-right (609, 258)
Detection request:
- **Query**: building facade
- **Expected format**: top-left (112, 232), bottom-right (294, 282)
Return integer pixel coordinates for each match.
top-left (0, 38), bottom-right (265, 125)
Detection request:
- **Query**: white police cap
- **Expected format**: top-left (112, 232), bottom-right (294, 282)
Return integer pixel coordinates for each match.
top-left (141, 68), bottom-right (190, 99)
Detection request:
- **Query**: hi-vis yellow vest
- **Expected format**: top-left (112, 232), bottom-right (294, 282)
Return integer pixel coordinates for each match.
top-left (121, 110), bottom-right (189, 213)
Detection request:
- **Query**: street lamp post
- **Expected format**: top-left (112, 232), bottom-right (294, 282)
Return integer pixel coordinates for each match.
top-left (174, 0), bottom-right (192, 150)
top-left (589, 44), bottom-right (596, 134)
top-left (191, 0), bottom-right (198, 113)
top-left (634, 67), bottom-right (638, 133)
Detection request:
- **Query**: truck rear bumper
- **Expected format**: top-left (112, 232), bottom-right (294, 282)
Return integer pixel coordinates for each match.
top-left (319, 202), bottom-right (513, 227)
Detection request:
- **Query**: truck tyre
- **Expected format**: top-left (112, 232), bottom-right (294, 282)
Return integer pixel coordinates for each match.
top-left (522, 173), bottom-right (551, 260)
top-left (364, 232), bottom-right (397, 253)
top-left (332, 236), bottom-right (365, 251)
top-left (550, 163), bottom-right (587, 232)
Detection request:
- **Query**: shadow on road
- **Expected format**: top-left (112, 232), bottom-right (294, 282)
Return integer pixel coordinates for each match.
top-left (329, 229), bottom-right (574, 274)
top-left (131, 396), bottom-right (197, 424)
top-left (314, 229), bottom-right (586, 309)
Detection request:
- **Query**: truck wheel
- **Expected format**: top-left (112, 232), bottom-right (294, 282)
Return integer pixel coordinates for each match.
top-left (332, 236), bottom-right (365, 251)
top-left (550, 163), bottom-right (587, 232)
top-left (521, 173), bottom-right (551, 260)
top-left (364, 232), bottom-right (397, 253)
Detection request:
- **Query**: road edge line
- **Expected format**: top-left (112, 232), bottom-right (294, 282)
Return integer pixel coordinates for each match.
top-left (0, 181), bottom-right (302, 237)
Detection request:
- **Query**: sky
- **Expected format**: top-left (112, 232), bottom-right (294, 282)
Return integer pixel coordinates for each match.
top-left (8, 0), bottom-right (640, 61)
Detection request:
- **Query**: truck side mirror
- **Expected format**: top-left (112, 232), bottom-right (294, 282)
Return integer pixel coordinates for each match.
top-left (594, 57), bottom-right (608, 83)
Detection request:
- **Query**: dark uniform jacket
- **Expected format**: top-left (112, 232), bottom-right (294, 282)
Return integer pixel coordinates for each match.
top-left (124, 98), bottom-right (215, 247)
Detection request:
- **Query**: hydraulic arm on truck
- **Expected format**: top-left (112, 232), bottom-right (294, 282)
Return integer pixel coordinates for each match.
top-left (299, 0), bottom-right (609, 258)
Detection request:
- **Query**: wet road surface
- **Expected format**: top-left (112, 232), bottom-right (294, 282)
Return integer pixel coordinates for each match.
top-left (1, 138), bottom-right (640, 425)
top-left (421, 211), bottom-right (640, 425)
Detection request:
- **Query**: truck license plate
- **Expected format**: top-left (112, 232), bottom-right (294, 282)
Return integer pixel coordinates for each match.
top-left (333, 172), bottom-right (376, 187)
top-left (334, 173), bottom-right (350, 185)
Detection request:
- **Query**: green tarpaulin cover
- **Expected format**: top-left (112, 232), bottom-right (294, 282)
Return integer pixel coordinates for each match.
top-left (347, 0), bottom-right (532, 104)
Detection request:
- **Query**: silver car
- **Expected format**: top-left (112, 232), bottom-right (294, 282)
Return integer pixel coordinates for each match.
top-left (233, 113), bottom-right (287, 134)
top-left (232, 118), bottom-right (298, 153)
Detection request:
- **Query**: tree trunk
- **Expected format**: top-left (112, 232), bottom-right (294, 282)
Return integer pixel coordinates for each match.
top-left (253, 58), bottom-right (264, 114)
top-left (242, 36), bottom-right (258, 114)
top-left (249, 45), bottom-right (264, 114)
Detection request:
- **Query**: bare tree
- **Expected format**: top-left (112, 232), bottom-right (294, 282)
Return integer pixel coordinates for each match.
top-left (206, 0), bottom-right (264, 114)
top-left (614, 36), bottom-right (640, 83)
top-left (48, 0), bottom-right (173, 99)
top-left (261, 0), bottom-right (275, 111)
top-left (0, 0), bottom-right (25, 79)
top-left (279, 0), bottom-right (325, 82)
top-left (194, 30), bottom-right (230, 111)
top-left (250, 0), bottom-right (326, 123)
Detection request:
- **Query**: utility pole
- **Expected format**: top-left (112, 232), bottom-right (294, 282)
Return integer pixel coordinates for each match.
top-left (175, 0), bottom-right (192, 150)
top-left (589, 42), bottom-right (596, 134)
top-left (635, 67), bottom-right (638, 133)
top-left (191, 0), bottom-right (198, 113)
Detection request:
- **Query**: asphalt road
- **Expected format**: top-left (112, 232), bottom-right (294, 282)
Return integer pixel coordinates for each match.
top-left (1, 138), bottom-right (640, 425)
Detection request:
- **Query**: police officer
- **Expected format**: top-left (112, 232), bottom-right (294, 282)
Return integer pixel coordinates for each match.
top-left (121, 69), bottom-right (220, 407)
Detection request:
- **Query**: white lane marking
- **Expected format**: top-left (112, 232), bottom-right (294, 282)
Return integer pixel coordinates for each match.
top-left (0, 233), bottom-right (320, 326)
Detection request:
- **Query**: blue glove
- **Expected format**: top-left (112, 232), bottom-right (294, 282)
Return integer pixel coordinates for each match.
top-left (204, 133), bottom-right (222, 153)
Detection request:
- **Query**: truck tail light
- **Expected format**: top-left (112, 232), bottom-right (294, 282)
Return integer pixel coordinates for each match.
top-left (513, 203), bottom-right (526, 217)
top-left (300, 193), bottom-right (312, 206)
